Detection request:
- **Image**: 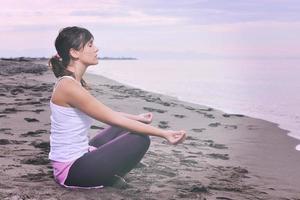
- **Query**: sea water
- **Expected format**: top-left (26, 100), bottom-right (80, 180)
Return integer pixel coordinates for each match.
top-left (87, 59), bottom-right (300, 151)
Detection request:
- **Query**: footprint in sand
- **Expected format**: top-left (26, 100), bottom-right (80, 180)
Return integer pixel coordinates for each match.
top-left (186, 155), bottom-right (198, 158)
top-left (0, 128), bottom-right (12, 135)
top-left (180, 159), bottom-right (198, 167)
top-left (21, 129), bottom-right (48, 137)
top-left (195, 110), bottom-right (215, 118)
top-left (0, 128), bottom-right (11, 131)
top-left (209, 143), bottom-right (228, 149)
top-left (143, 106), bottom-right (167, 113)
top-left (232, 166), bottom-right (249, 174)
top-left (191, 128), bottom-right (206, 133)
top-left (223, 114), bottom-right (244, 118)
top-left (188, 151), bottom-right (203, 155)
top-left (196, 110), bottom-right (215, 118)
top-left (39, 97), bottom-right (50, 102)
top-left (0, 139), bottom-right (12, 145)
top-left (145, 96), bottom-right (173, 107)
top-left (224, 125), bottom-right (238, 130)
top-left (158, 121), bottom-right (169, 129)
top-left (173, 114), bottom-right (186, 118)
top-left (177, 184), bottom-right (209, 198)
top-left (186, 136), bottom-right (198, 141)
top-left (0, 139), bottom-right (27, 145)
top-left (16, 101), bottom-right (42, 106)
top-left (21, 156), bottom-right (50, 165)
top-left (31, 141), bottom-right (50, 152)
top-left (203, 140), bottom-right (228, 149)
top-left (216, 197), bottom-right (234, 200)
top-left (197, 107), bottom-right (213, 112)
top-left (32, 109), bottom-right (45, 113)
top-left (172, 179), bottom-right (211, 198)
top-left (204, 113), bottom-right (215, 118)
top-left (19, 172), bottom-right (50, 182)
top-left (10, 88), bottom-right (24, 95)
top-left (24, 118), bottom-right (39, 122)
top-left (154, 166), bottom-right (177, 177)
top-left (111, 94), bottom-right (130, 99)
top-left (208, 122), bottom-right (221, 127)
top-left (202, 140), bottom-right (228, 149)
top-left (247, 125), bottom-right (260, 130)
top-left (172, 150), bottom-right (182, 153)
top-left (1, 107), bottom-right (18, 114)
top-left (206, 153), bottom-right (229, 160)
top-left (29, 92), bottom-right (43, 97)
top-left (189, 185), bottom-right (209, 193)
top-left (182, 105), bottom-right (196, 111)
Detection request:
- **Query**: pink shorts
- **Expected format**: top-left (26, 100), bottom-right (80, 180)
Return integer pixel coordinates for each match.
top-left (51, 146), bottom-right (104, 189)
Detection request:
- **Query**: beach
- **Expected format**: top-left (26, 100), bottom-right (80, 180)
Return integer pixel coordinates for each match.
top-left (0, 60), bottom-right (300, 200)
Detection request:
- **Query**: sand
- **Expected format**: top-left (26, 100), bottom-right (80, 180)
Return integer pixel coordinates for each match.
top-left (0, 60), bottom-right (300, 200)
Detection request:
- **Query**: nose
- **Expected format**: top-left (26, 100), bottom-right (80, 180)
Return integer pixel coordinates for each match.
top-left (95, 46), bottom-right (99, 53)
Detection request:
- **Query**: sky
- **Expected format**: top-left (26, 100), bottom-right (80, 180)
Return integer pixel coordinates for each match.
top-left (1, 0), bottom-right (300, 59)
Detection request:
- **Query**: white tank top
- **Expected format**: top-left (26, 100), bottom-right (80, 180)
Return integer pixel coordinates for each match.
top-left (48, 76), bottom-right (93, 162)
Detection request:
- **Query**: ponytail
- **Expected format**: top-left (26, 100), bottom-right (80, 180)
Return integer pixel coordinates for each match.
top-left (48, 55), bottom-right (89, 89)
top-left (48, 55), bottom-right (66, 78)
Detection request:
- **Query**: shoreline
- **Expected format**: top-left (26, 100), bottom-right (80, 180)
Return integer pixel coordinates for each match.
top-left (85, 71), bottom-right (300, 196)
top-left (86, 71), bottom-right (300, 151)
top-left (1, 60), bottom-right (300, 199)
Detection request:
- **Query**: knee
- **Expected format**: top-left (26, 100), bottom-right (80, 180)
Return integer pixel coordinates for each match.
top-left (131, 133), bottom-right (151, 150)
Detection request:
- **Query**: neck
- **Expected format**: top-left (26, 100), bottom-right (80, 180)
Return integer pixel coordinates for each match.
top-left (66, 61), bottom-right (87, 82)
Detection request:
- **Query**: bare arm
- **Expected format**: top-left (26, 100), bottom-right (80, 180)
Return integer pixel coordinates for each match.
top-left (117, 111), bottom-right (140, 121)
top-left (60, 79), bottom-right (185, 143)
top-left (117, 111), bottom-right (153, 124)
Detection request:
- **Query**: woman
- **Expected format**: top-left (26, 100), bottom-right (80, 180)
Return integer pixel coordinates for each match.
top-left (48, 26), bottom-right (187, 188)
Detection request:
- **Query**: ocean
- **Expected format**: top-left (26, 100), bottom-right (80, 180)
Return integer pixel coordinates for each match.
top-left (86, 59), bottom-right (300, 151)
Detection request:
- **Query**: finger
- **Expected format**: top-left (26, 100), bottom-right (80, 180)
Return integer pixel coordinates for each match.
top-left (176, 133), bottom-right (186, 144)
top-left (174, 132), bottom-right (184, 137)
top-left (180, 133), bottom-right (187, 143)
top-left (174, 137), bottom-right (183, 145)
top-left (171, 134), bottom-right (183, 145)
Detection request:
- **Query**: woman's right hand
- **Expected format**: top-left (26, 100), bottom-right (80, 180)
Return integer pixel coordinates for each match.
top-left (163, 130), bottom-right (187, 145)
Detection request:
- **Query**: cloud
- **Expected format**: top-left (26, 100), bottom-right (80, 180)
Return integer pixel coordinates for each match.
top-left (123, 0), bottom-right (300, 24)
top-left (2, 0), bottom-right (300, 31)
top-left (0, 0), bottom-right (185, 31)
top-left (1, 0), bottom-right (300, 58)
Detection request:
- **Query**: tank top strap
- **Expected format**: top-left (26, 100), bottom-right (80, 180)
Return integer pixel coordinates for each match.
top-left (53, 76), bottom-right (81, 92)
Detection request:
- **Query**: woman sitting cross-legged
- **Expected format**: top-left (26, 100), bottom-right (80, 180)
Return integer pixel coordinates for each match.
top-left (48, 26), bottom-right (187, 188)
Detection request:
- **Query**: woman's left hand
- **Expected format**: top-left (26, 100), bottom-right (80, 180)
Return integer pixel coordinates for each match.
top-left (137, 112), bottom-right (153, 124)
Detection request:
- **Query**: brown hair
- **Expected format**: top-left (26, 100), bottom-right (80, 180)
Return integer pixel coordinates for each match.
top-left (48, 26), bottom-right (94, 89)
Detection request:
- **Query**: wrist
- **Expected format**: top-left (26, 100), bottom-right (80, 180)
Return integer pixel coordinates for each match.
top-left (135, 114), bottom-right (143, 121)
top-left (160, 130), bottom-right (169, 139)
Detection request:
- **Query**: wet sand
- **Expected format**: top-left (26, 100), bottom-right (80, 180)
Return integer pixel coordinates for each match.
top-left (0, 60), bottom-right (300, 200)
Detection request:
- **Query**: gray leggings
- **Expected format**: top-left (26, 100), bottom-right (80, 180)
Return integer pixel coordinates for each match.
top-left (64, 126), bottom-right (150, 187)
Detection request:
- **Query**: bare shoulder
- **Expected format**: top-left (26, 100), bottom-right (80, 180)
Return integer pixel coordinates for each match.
top-left (53, 77), bottom-right (120, 125)
top-left (52, 78), bottom-right (86, 106)
top-left (56, 77), bottom-right (81, 91)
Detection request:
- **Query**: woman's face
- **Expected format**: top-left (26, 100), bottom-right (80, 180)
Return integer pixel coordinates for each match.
top-left (78, 38), bottom-right (99, 66)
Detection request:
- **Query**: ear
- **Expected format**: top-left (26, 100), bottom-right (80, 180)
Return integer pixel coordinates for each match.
top-left (69, 48), bottom-right (80, 59)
